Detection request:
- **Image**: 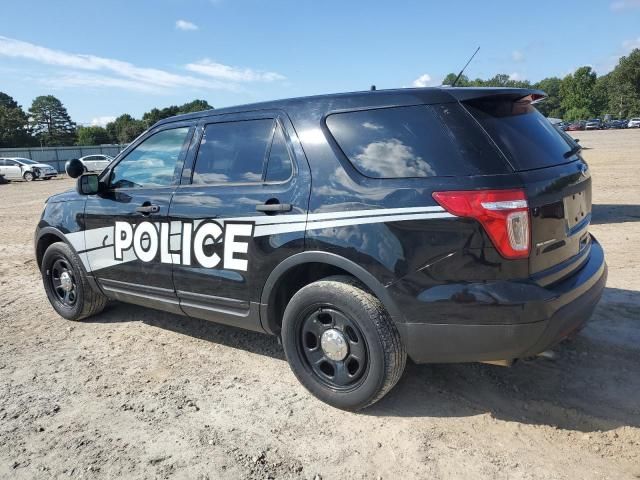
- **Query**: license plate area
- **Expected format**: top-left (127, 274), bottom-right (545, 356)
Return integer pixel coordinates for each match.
top-left (564, 190), bottom-right (590, 230)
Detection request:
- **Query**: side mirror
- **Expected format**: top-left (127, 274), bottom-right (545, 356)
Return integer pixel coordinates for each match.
top-left (574, 138), bottom-right (580, 143)
top-left (77, 174), bottom-right (100, 195)
top-left (65, 158), bottom-right (84, 178)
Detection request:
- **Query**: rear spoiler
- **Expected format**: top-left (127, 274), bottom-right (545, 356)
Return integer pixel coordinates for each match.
top-left (441, 87), bottom-right (547, 103)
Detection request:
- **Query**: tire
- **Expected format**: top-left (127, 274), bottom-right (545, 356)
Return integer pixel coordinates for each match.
top-left (23, 171), bottom-right (34, 182)
top-left (281, 275), bottom-right (406, 410)
top-left (41, 242), bottom-right (108, 321)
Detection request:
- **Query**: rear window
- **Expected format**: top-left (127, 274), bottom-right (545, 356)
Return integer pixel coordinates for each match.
top-left (464, 99), bottom-right (574, 171)
top-left (325, 104), bottom-right (508, 178)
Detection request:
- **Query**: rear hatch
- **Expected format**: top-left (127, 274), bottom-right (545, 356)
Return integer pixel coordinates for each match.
top-left (462, 94), bottom-right (592, 282)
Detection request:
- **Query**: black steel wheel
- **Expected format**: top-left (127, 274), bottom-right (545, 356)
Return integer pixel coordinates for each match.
top-left (49, 257), bottom-right (78, 307)
top-left (282, 275), bottom-right (406, 410)
top-left (299, 307), bottom-right (368, 390)
top-left (41, 242), bottom-right (108, 321)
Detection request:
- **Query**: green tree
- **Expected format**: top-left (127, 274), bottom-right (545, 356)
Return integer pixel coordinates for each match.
top-left (0, 92), bottom-right (33, 148)
top-left (105, 114), bottom-right (146, 144)
top-left (76, 125), bottom-right (111, 146)
top-left (533, 77), bottom-right (563, 118)
top-left (28, 95), bottom-right (76, 146)
top-left (178, 99), bottom-right (212, 113)
top-left (441, 73), bottom-right (471, 86)
top-left (141, 99), bottom-right (212, 128)
top-left (607, 49), bottom-right (640, 117)
top-left (559, 67), bottom-right (598, 120)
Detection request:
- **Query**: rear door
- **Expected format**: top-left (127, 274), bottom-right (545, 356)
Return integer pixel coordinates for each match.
top-left (464, 96), bottom-right (591, 282)
top-left (83, 123), bottom-right (195, 312)
top-left (169, 111), bottom-right (310, 331)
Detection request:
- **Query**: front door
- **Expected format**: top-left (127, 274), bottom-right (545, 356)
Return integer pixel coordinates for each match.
top-left (83, 123), bottom-right (195, 313)
top-left (169, 112), bottom-right (311, 331)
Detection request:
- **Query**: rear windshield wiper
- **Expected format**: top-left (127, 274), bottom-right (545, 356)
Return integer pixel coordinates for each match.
top-left (563, 144), bottom-right (582, 159)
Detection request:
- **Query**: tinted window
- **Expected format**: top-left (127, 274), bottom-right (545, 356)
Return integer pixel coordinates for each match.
top-left (464, 99), bottom-right (574, 171)
top-left (111, 127), bottom-right (190, 188)
top-left (193, 119), bottom-right (274, 184)
top-left (326, 104), bottom-right (507, 178)
top-left (265, 123), bottom-right (293, 182)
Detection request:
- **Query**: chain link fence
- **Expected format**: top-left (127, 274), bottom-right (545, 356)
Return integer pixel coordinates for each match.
top-left (0, 145), bottom-right (128, 173)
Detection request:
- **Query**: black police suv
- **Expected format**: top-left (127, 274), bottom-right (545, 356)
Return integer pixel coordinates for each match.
top-left (36, 87), bottom-right (607, 410)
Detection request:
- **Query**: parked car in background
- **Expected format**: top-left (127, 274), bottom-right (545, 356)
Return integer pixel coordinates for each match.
top-left (0, 157), bottom-right (57, 181)
top-left (605, 119), bottom-right (627, 129)
top-left (566, 121), bottom-right (585, 131)
top-left (628, 118), bottom-right (640, 128)
top-left (78, 154), bottom-right (114, 172)
top-left (584, 119), bottom-right (602, 130)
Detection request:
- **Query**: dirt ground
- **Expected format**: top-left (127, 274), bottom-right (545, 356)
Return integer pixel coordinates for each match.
top-left (1, 129), bottom-right (639, 480)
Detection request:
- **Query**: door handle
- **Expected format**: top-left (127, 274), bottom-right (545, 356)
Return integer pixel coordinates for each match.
top-left (136, 204), bottom-right (160, 214)
top-left (255, 202), bottom-right (292, 213)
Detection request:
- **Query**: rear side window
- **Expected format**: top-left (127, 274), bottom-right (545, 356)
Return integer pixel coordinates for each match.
top-left (193, 119), bottom-right (273, 184)
top-left (464, 99), bottom-right (574, 171)
top-left (325, 104), bottom-right (507, 178)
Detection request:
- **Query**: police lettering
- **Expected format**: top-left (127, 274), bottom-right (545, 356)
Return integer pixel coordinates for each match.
top-left (114, 220), bottom-right (253, 271)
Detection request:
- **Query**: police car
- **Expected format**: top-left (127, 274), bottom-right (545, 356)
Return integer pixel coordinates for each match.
top-left (35, 87), bottom-right (607, 410)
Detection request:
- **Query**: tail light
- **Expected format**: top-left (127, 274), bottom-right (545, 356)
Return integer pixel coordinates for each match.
top-left (433, 189), bottom-right (530, 259)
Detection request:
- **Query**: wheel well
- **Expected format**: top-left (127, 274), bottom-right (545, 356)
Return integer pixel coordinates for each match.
top-left (265, 262), bottom-right (356, 335)
top-left (36, 233), bottom-right (63, 268)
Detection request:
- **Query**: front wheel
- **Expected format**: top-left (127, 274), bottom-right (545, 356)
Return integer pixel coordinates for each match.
top-left (281, 275), bottom-right (406, 410)
top-left (41, 242), bottom-right (108, 321)
top-left (23, 171), bottom-right (34, 182)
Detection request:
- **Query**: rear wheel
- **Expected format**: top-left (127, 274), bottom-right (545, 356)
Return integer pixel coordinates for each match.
top-left (281, 275), bottom-right (406, 410)
top-left (41, 242), bottom-right (108, 321)
top-left (23, 171), bottom-right (34, 182)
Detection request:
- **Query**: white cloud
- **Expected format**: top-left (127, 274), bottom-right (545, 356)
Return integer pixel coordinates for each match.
top-left (509, 72), bottom-right (525, 81)
top-left (185, 58), bottom-right (286, 82)
top-left (0, 36), bottom-right (271, 93)
top-left (354, 140), bottom-right (435, 178)
top-left (622, 36), bottom-right (640, 51)
top-left (90, 116), bottom-right (116, 127)
top-left (411, 73), bottom-right (433, 88)
top-left (176, 19), bottom-right (198, 31)
top-left (611, 0), bottom-right (640, 10)
top-left (511, 50), bottom-right (525, 62)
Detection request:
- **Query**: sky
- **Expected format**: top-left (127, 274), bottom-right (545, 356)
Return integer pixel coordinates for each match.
top-left (1, 0), bottom-right (639, 126)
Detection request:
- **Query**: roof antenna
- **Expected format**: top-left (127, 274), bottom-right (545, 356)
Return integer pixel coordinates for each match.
top-left (370, 85), bottom-right (376, 91)
top-left (451, 46), bottom-right (480, 87)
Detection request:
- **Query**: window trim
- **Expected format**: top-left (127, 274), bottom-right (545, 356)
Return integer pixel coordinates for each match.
top-left (104, 124), bottom-right (195, 191)
top-left (187, 116), bottom-right (295, 188)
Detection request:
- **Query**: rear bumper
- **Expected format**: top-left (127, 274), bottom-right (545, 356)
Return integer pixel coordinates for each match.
top-left (395, 237), bottom-right (607, 363)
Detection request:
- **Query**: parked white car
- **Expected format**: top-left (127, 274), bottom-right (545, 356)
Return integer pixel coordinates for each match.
top-left (628, 118), bottom-right (640, 128)
top-left (0, 157), bottom-right (58, 181)
top-left (78, 154), bottom-right (114, 172)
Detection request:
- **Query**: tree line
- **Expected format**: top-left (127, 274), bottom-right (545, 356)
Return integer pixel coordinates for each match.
top-left (1, 48), bottom-right (639, 149)
top-left (0, 96), bottom-right (212, 148)
top-left (443, 48), bottom-right (639, 120)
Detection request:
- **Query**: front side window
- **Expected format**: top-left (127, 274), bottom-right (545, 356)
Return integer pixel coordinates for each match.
top-left (110, 127), bottom-right (190, 189)
top-left (193, 119), bottom-right (274, 185)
